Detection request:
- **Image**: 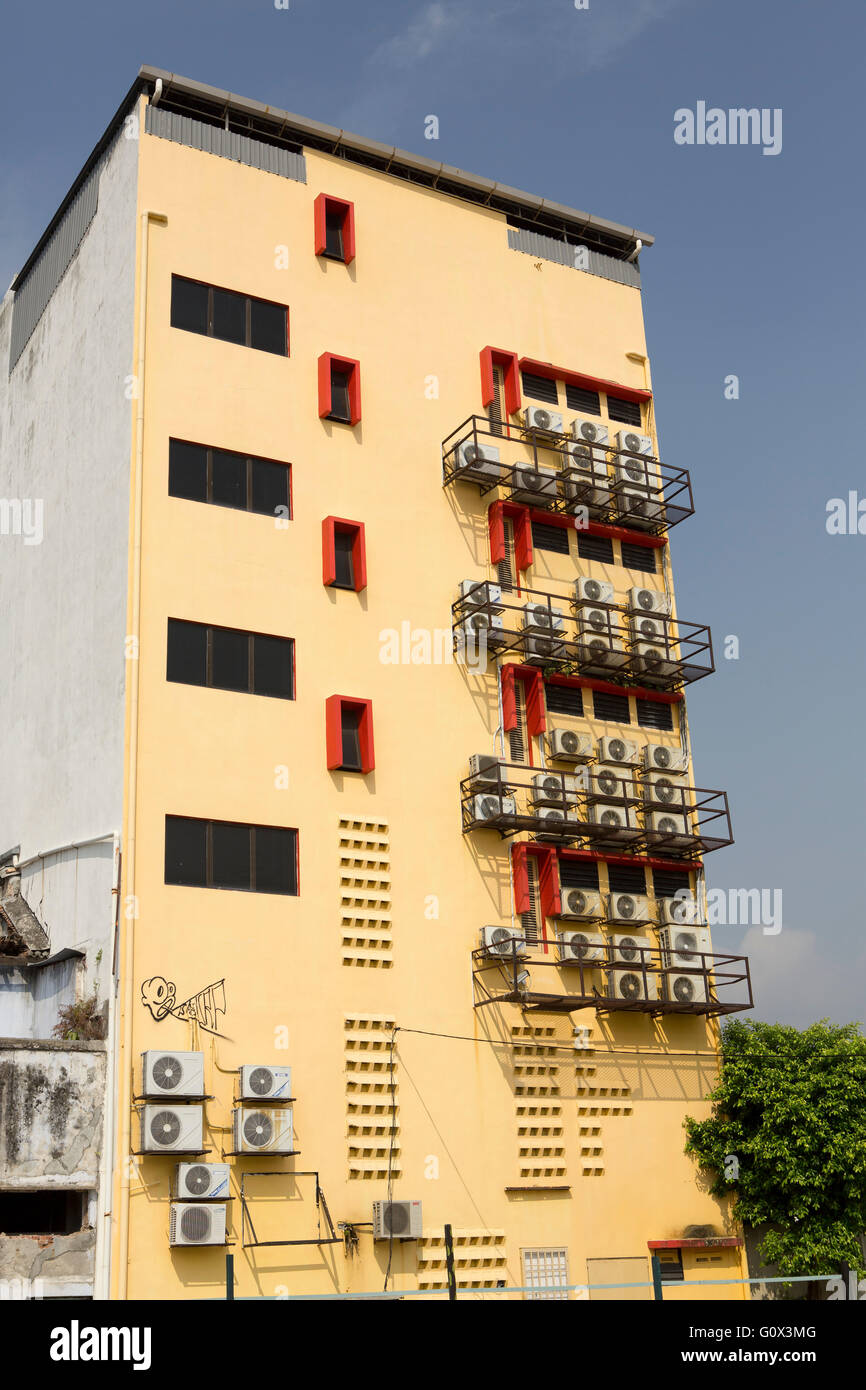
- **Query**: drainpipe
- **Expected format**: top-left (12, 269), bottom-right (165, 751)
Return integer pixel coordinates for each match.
top-left (116, 204), bottom-right (167, 1301)
top-left (94, 833), bottom-right (120, 1300)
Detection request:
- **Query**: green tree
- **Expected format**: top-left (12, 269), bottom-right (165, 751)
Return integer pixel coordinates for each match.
top-left (685, 1019), bottom-right (866, 1277)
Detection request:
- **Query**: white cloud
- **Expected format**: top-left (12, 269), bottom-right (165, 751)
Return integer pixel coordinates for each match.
top-left (738, 926), bottom-right (865, 1029)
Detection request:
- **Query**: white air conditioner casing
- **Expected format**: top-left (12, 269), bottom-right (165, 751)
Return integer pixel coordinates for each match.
top-left (524, 405), bottom-right (563, 435)
top-left (524, 634), bottom-right (567, 663)
top-left (616, 430), bottom-right (653, 457)
top-left (141, 1050), bottom-right (205, 1099)
top-left (523, 602), bottom-right (565, 634)
top-left (628, 587), bottom-right (671, 616)
top-left (549, 728), bottom-right (593, 762)
top-left (471, 792), bottom-right (517, 823)
top-left (468, 754), bottom-right (506, 787)
top-left (233, 1107), bottom-right (294, 1155)
top-left (535, 807), bottom-right (581, 836)
top-left (588, 766), bottom-right (631, 800)
top-left (562, 467), bottom-right (610, 512)
top-left (610, 932), bottom-right (652, 965)
top-left (634, 642), bottom-right (678, 679)
top-left (511, 464), bottom-right (559, 503)
top-left (643, 771), bottom-right (690, 809)
top-left (598, 736), bottom-right (640, 767)
top-left (660, 925), bottom-right (712, 968)
top-left (175, 1162), bottom-right (230, 1201)
top-left (607, 969), bottom-right (658, 1003)
top-left (482, 925), bottom-right (527, 957)
top-left (571, 418), bottom-right (609, 448)
top-left (532, 772), bottom-right (580, 806)
top-left (589, 803), bottom-right (638, 837)
top-left (644, 743), bottom-right (689, 774)
top-left (574, 577), bottom-right (615, 606)
top-left (373, 1200), bottom-right (422, 1241)
top-left (557, 929), bottom-right (606, 964)
top-left (453, 439), bottom-right (501, 483)
top-left (647, 810), bottom-right (693, 842)
top-left (169, 1203), bottom-right (227, 1247)
top-left (557, 886), bottom-right (604, 920)
top-left (631, 613), bottom-right (666, 645)
top-left (665, 972), bottom-right (708, 1005)
top-left (459, 579), bottom-right (503, 609)
top-left (577, 606), bottom-right (615, 638)
top-left (617, 486), bottom-right (665, 528)
top-left (615, 457), bottom-right (657, 490)
top-left (458, 612), bottom-right (506, 647)
top-left (607, 892), bottom-right (651, 925)
top-left (239, 1065), bottom-right (293, 1102)
top-left (579, 636), bottom-right (629, 670)
top-left (139, 1104), bottom-right (204, 1155)
top-left (660, 894), bottom-right (702, 927)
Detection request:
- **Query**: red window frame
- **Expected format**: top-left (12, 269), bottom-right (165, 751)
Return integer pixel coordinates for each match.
top-left (314, 194), bottom-right (356, 264)
top-left (318, 353), bottom-right (362, 425)
top-left (322, 517), bottom-right (367, 592)
top-left (479, 346), bottom-right (521, 416)
top-left (326, 695), bottom-right (375, 773)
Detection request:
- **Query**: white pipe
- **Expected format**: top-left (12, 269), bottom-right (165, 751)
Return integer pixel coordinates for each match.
top-left (17, 832), bottom-right (116, 871)
top-left (151, 77), bottom-right (163, 106)
top-left (93, 833), bottom-right (120, 1299)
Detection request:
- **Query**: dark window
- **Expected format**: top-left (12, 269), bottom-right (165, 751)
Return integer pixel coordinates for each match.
top-left (325, 207), bottom-right (345, 259)
top-left (531, 522), bottom-right (570, 554)
top-left (165, 816), bottom-right (298, 895)
top-left (167, 620), bottom-right (294, 700)
top-left (566, 384), bottom-right (601, 415)
top-left (653, 869), bottom-right (692, 900)
top-left (606, 395), bottom-right (642, 427)
top-left (0, 1190), bottom-right (86, 1236)
top-left (341, 706), bottom-right (363, 770)
top-left (330, 363), bottom-right (353, 422)
top-left (546, 683), bottom-right (584, 717)
top-left (169, 439), bottom-right (291, 520)
top-left (521, 371), bottom-right (559, 405)
top-left (621, 542), bottom-right (657, 574)
top-left (608, 865), bottom-right (648, 894)
top-left (577, 533), bottom-right (615, 564)
top-left (657, 1250), bottom-right (684, 1282)
top-left (334, 530), bottom-right (355, 588)
top-left (636, 699), bottom-right (674, 732)
top-left (559, 859), bottom-right (599, 890)
top-left (170, 275), bottom-right (288, 355)
top-left (592, 691), bottom-right (631, 723)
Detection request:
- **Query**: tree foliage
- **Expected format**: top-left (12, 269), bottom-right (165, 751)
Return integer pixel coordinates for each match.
top-left (685, 1019), bottom-right (866, 1276)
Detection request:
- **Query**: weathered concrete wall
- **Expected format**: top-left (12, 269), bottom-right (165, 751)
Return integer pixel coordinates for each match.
top-left (0, 1040), bottom-right (105, 1187)
top-left (0, 1228), bottom-right (96, 1291)
top-left (0, 957), bottom-right (79, 1040)
top-left (18, 839), bottom-right (116, 1011)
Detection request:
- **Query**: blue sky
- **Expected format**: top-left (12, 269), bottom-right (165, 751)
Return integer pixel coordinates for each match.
top-left (2, 0), bottom-right (864, 1026)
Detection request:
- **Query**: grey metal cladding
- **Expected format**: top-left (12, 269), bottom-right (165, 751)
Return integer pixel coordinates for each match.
top-left (507, 227), bottom-right (642, 289)
top-left (9, 168), bottom-right (100, 372)
top-left (144, 104), bottom-right (307, 184)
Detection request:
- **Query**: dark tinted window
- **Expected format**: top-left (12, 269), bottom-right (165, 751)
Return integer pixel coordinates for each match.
top-left (636, 699), bottom-right (674, 731)
top-left (592, 691), bottom-right (631, 722)
top-left (559, 858), bottom-right (599, 890)
top-left (212, 627), bottom-right (249, 693)
top-left (621, 542), bottom-right (657, 574)
top-left (325, 208), bottom-right (345, 259)
top-left (566, 385), bottom-right (601, 415)
top-left (170, 276), bottom-right (208, 334)
top-left (168, 439), bottom-right (208, 501)
top-left (330, 365), bottom-right (352, 422)
top-left (167, 619), bottom-right (208, 687)
top-left (653, 869), bottom-right (692, 899)
top-left (165, 815), bottom-right (207, 886)
top-left (212, 821), bottom-right (251, 890)
top-left (531, 522), bottom-right (570, 554)
top-left (250, 298), bottom-right (287, 355)
top-left (577, 533), bottom-right (615, 563)
top-left (0, 1191), bottom-right (85, 1236)
top-left (253, 634), bottom-right (294, 699)
top-left (170, 439), bottom-right (291, 520)
top-left (255, 826), bottom-right (296, 895)
top-left (341, 707), bottom-right (363, 769)
top-left (212, 449), bottom-right (247, 509)
top-left (251, 458), bottom-right (289, 517)
top-left (212, 287), bottom-right (246, 345)
top-left (607, 395), bottom-right (642, 427)
top-left (521, 371), bottom-right (558, 405)
top-left (334, 530), bottom-right (355, 588)
top-left (546, 683), bottom-right (584, 717)
top-left (608, 865), bottom-right (647, 894)
top-left (166, 816), bottom-right (298, 895)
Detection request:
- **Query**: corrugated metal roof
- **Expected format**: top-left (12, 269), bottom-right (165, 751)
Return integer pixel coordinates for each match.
top-left (507, 227), bottom-right (642, 289)
top-left (144, 103), bottom-right (307, 183)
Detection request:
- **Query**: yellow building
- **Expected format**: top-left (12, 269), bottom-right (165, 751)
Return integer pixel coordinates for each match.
top-left (0, 67), bottom-right (752, 1301)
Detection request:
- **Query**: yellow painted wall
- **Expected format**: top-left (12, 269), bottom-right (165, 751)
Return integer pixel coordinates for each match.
top-left (112, 96), bottom-right (744, 1300)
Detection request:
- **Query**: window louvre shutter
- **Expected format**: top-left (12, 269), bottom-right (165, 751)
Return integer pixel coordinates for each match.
top-left (592, 691), bottom-right (630, 723)
top-left (546, 684), bottom-right (584, 717)
top-left (607, 865), bottom-right (648, 895)
top-left (577, 533), bottom-right (615, 564)
top-left (620, 542), bottom-right (657, 574)
top-left (531, 522), bottom-right (570, 554)
top-left (606, 395), bottom-right (642, 427)
top-left (565, 384), bottom-right (601, 415)
top-left (559, 859), bottom-right (599, 890)
top-left (636, 699), bottom-right (674, 731)
top-left (520, 371), bottom-right (559, 405)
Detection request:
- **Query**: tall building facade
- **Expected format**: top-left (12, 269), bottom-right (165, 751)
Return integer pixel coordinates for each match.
top-left (0, 67), bottom-right (752, 1300)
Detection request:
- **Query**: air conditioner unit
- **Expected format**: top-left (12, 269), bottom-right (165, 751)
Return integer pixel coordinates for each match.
top-left (616, 430), bottom-right (653, 457)
top-left (633, 642), bottom-right (679, 680)
top-left (471, 792), bottom-right (517, 823)
top-left (468, 754), bottom-right (507, 787)
top-left (139, 1104), bottom-right (204, 1155)
top-left (372, 1200), bottom-right (422, 1241)
top-left (617, 486), bottom-right (665, 528)
top-left (524, 634), bottom-right (567, 664)
top-left (577, 605), bottom-right (615, 637)
top-left (598, 736), bottom-right (640, 767)
top-left (665, 972), bottom-right (708, 1006)
top-left (646, 810), bottom-right (693, 843)
top-left (615, 456), bottom-right (657, 490)
top-left (524, 405), bottom-right (563, 435)
top-left (660, 894), bottom-right (702, 927)
top-left (482, 925), bottom-right (527, 957)
top-left (643, 771), bottom-right (690, 809)
top-left (532, 772), bottom-right (580, 806)
top-left (453, 439), bottom-right (501, 484)
top-left (141, 1050), bottom-right (205, 1099)
top-left (511, 464), bottom-right (559, 504)
top-left (607, 969), bottom-right (658, 1003)
top-left (574, 577), bottom-right (615, 606)
top-left (557, 886), bottom-right (604, 919)
top-left (644, 743), bottom-right (689, 774)
top-left (631, 612), bottom-right (667, 644)
top-left (459, 579), bottom-right (503, 609)
top-left (584, 767), bottom-right (631, 803)
top-left (175, 1162), bottom-right (231, 1201)
top-left (535, 807), bottom-right (581, 838)
top-left (557, 929), bottom-right (606, 964)
top-left (549, 728), bottom-right (594, 762)
top-left (578, 633), bottom-right (629, 671)
top-left (659, 925), bottom-right (712, 968)
top-left (589, 803), bottom-right (638, 838)
top-left (458, 612), bottom-right (506, 647)
top-left (610, 932), bottom-right (652, 965)
top-left (561, 462), bottom-right (610, 513)
top-left (571, 418), bottom-right (609, 448)
top-left (628, 587), bottom-right (671, 616)
top-left (239, 1065), bottom-right (293, 1102)
top-left (607, 893), bottom-right (651, 925)
top-left (232, 1107), bottom-right (294, 1155)
top-left (169, 1203), bottom-right (227, 1247)
top-left (523, 602), bottom-right (565, 634)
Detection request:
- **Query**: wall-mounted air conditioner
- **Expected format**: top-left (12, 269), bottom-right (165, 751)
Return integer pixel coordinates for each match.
top-left (557, 929), bottom-right (606, 964)
top-left (609, 932), bottom-right (652, 965)
top-left (535, 807), bottom-right (581, 837)
top-left (631, 613), bottom-right (667, 645)
top-left (141, 1051), bottom-right (205, 1099)
top-left (175, 1162), bottom-right (230, 1201)
top-left (615, 457), bottom-right (656, 490)
top-left (523, 406), bottom-right (563, 435)
top-left (458, 611), bottom-right (506, 647)
top-left (571, 418), bottom-right (609, 448)
top-left (232, 1107), bottom-right (294, 1155)
top-left (531, 772), bottom-right (580, 806)
top-left (453, 439), bottom-right (501, 484)
top-left (468, 754), bottom-right (507, 787)
top-left (577, 606), bottom-right (615, 638)
top-left (607, 893), bottom-right (651, 925)
top-left (511, 464), bottom-right (559, 504)
top-left (615, 430), bottom-right (653, 457)
top-left (524, 634), bottom-right (567, 663)
top-left (169, 1203), bottom-right (227, 1247)
top-left (659, 925), bottom-right (712, 968)
top-left (586, 765), bottom-right (631, 800)
top-left (598, 736), bottom-right (640, 767)
top-left (633, 643), bottom-right (678, 679)
top-left (659, 894), bottom-right (702, 927)
top-left (372, 1200), bottom-right (422, 1240)
top-left (239, 1065), bottom-right (293, 1102)
top-left (578, 632), bottom-right (629, 670)
top-left (617, 487), bottom-right (665, 527)
top-left (523, 602), bottom-right (565, 634)
top-left (482, 925), bottom-right (527, 957)
top-left (459, 579), bottom-right (503, 609)
top-left (607, 969), bottom-right (658, 1003)
top-left (665, 973), bottom-right (708, 1006)
top-left (471, 792), bottom-right (517, 823)
top-left (588, 804), bottom-right (638, 838)
top-left (644, 743), bottom-right (688, 774)
top-left (574, 577), bottom-right (615, 606)
top-left (646, 811), bottom-right (693, 842)
top-left (549, 728), bottom-right (593, 762)
top-left (628, 587), bottom-right (670, 616)
top-left (139, 1104), bottom-right (204, 1155)
top-left (556, 886), bottom-right (604, 920)
top-left (643, 771), bottom-right (690, 808)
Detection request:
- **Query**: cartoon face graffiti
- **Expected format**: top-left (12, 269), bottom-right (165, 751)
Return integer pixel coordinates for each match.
top-left (141, 976), bottom-right (177, 1021)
